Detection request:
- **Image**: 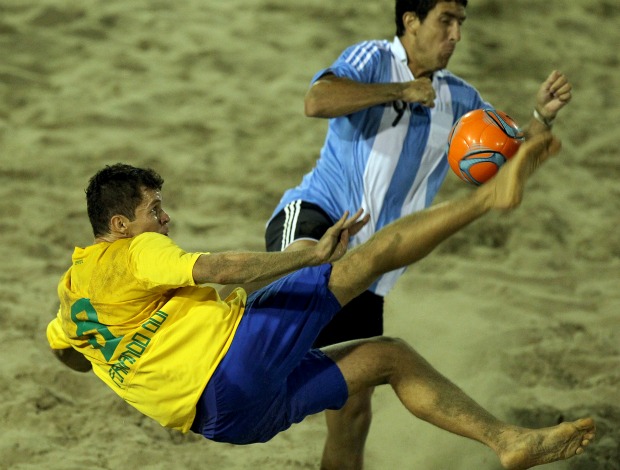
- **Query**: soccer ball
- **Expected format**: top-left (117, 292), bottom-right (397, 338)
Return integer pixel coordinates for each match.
top-left (447, 108), bottom-right (524, 185)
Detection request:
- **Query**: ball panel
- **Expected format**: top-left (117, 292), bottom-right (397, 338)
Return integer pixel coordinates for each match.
top-left (458, 151), bottom-right (506, 185)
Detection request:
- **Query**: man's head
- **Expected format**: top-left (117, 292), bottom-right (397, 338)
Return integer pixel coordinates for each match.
top-left (86, 163), bottom-right (169, 239)
top-left (395, 0), bottom-right (467, 77)
top-left (395, 0), bottom-right (468, 36)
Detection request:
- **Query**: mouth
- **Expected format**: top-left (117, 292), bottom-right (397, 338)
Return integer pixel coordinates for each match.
top-left (438, 47), bottom-right (454, 65)
top-left (443, 45), bottom-right (455, 56)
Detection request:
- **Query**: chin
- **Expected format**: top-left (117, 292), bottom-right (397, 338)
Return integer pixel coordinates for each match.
top-left (437, 58), bottom-right (451, 70)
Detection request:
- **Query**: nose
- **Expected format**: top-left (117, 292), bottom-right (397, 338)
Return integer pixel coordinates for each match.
top-left (161, 210), bottom-right (170, 224)
top-left (450, 21), bottom-right (461, 42)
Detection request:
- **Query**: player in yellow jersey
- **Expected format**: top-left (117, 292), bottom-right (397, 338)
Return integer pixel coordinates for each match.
top-left (47, 133), bottom-right (595, 469)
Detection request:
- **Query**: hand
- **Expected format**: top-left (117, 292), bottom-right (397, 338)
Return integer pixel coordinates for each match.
top-left (535, 70), bottom-right (572, 120)
top-left (401, 77), bottom-right (436, 107)
top-left (314, 209), bottom-right (370, 263)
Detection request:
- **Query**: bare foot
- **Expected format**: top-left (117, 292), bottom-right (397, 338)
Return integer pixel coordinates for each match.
top-left (496, 418), bottom-right (596, 470)
top-left (485, 132), bottom-right (562, 210)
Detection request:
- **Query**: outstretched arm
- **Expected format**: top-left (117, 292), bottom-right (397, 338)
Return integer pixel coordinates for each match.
top-left (304, 74), bottom-right (436, 118)
top-left (193, 210), bottom-right (369, 286)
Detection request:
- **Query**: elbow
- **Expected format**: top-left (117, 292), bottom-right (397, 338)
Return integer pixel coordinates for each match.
top-left (304, 94), bottom-right (324, 118)
top-left (304, 80), bottom-right (335, 118)
top-left (52, 348), bottom-right (93, 373)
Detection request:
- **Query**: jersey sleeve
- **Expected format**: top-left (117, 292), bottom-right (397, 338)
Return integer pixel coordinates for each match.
top-left (46, 308), bottom-right (72, 349)
top-left (311, 40), bottom-right (386, 85)
top-left (128, 233), bottom-right (206, 290)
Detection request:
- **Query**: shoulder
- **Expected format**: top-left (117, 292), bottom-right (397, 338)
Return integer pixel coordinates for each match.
top-left (128, 232), bottom-right (179, 256)
top-left (436, 69), bottom-right (477, 89)
top-left (338, 39), bottom-right (392, 70)
top-left (435, 70), bottom-right (490, 113)
top-left (131, 232), bottom-right (175, 246)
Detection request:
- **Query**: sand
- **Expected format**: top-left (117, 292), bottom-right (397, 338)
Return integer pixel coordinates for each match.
top-left (1, 0), bottom-right (618, 468)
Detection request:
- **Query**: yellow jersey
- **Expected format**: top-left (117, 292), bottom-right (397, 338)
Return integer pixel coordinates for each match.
top-left (46, 232), bottom-right (246, 432)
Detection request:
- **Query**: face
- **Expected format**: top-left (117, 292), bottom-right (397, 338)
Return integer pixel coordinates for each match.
top-left (124, 187), bottom-right (170, 237)
top-left (407, 1), bottom-right (466, 76)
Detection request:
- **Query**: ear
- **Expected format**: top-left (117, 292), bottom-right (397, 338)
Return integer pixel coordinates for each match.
top-left (403, 11), bottom-right (420, 35)
top-left (110, 214), bottom-right (130, 237)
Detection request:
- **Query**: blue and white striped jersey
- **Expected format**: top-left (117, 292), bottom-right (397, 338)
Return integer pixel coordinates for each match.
top-left (270, 37), bottom-right (491, 296)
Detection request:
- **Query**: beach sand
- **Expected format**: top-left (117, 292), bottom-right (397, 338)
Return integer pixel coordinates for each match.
top-left (1, 0), bottom-right (618, 468)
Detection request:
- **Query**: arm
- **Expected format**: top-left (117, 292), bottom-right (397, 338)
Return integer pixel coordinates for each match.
top-left (47, 313), bottom-right (91, 372)
top-left (193, 249), bottom-right (323, 286)
top-left (304, 74), bottom-right (436, 118)
top-left (193, 209), bottom-right (369, 286)
top-left (526, 70), bottom-right (572, 137)
top-left (51, 347), bottom-right (92, 373)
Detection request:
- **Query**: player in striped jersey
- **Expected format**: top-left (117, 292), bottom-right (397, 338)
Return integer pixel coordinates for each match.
top-left (265, 1), bottom-right (572, 468)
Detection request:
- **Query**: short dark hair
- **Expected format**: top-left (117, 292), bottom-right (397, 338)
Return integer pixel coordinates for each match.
top-left (395, 0), bottom-right (468, 36)
top-left (85, 163), bottom-right (164, 237)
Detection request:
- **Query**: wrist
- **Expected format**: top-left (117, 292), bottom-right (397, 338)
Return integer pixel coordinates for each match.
top-left (305, 246), bottom-right (324, 266)
top-left (533, 108), bottom-right (555, 128)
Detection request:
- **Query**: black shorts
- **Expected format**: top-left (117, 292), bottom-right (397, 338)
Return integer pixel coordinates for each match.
top-left (265, 200), bottom-right (384, 348)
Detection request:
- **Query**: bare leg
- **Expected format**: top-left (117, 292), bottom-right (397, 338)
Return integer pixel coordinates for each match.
top-left (329, 133), bottom-right (562, 306)
top-left (320, 389), bottom-right (373, 470)
top-left (322, 337), bottom-right (595, 469)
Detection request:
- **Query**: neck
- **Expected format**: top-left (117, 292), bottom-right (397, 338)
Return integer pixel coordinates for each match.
top-left (94, 233), bottom-right (126, 244)
top-left (410, 64), bottom-right (434, 79)
top-left (399, 35), bottom-right (435, 79)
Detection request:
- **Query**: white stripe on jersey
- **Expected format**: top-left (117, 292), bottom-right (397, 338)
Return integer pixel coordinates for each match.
top-left (401, 78), bottom-right (454, 216)
top-left (347, 42), bottom-right (379, 72)
top-left (350, 54), bottom-right (413, 252)
top-left (372, 76), bottom-right (455, 296)
top-left (282, 200), bottom-right (302, 251)
top-left (351, 111), bottom-right (410, 251)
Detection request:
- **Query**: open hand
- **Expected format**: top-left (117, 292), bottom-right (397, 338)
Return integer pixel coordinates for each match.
top-left (315, 209), bottom-right (370, 263)
top-left (536, 70), bottom-right (572, 119)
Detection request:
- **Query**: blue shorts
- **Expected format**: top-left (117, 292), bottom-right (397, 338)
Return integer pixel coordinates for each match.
top-left (190, 264), bottom-right (349, 444)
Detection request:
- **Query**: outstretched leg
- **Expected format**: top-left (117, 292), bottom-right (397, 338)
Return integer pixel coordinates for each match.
top-left (329, 133), bottom-right (561, 306)
top-left (322, 337), bottom-right (595, 469)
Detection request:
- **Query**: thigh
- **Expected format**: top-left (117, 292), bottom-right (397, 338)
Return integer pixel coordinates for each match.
top-left (265, 200), bottom-right (334, 251)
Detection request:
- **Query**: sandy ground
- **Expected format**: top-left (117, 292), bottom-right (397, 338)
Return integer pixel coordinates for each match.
top-left (1, 0), bottom-right (618, 468)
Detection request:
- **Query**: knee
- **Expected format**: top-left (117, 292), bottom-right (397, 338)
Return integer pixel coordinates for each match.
top-left (341, 387), bottom-right (374, 417)
top-left (371, 335), bottom-right (409, 351)
top-left (368, 336), bottom-right (413, 371)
